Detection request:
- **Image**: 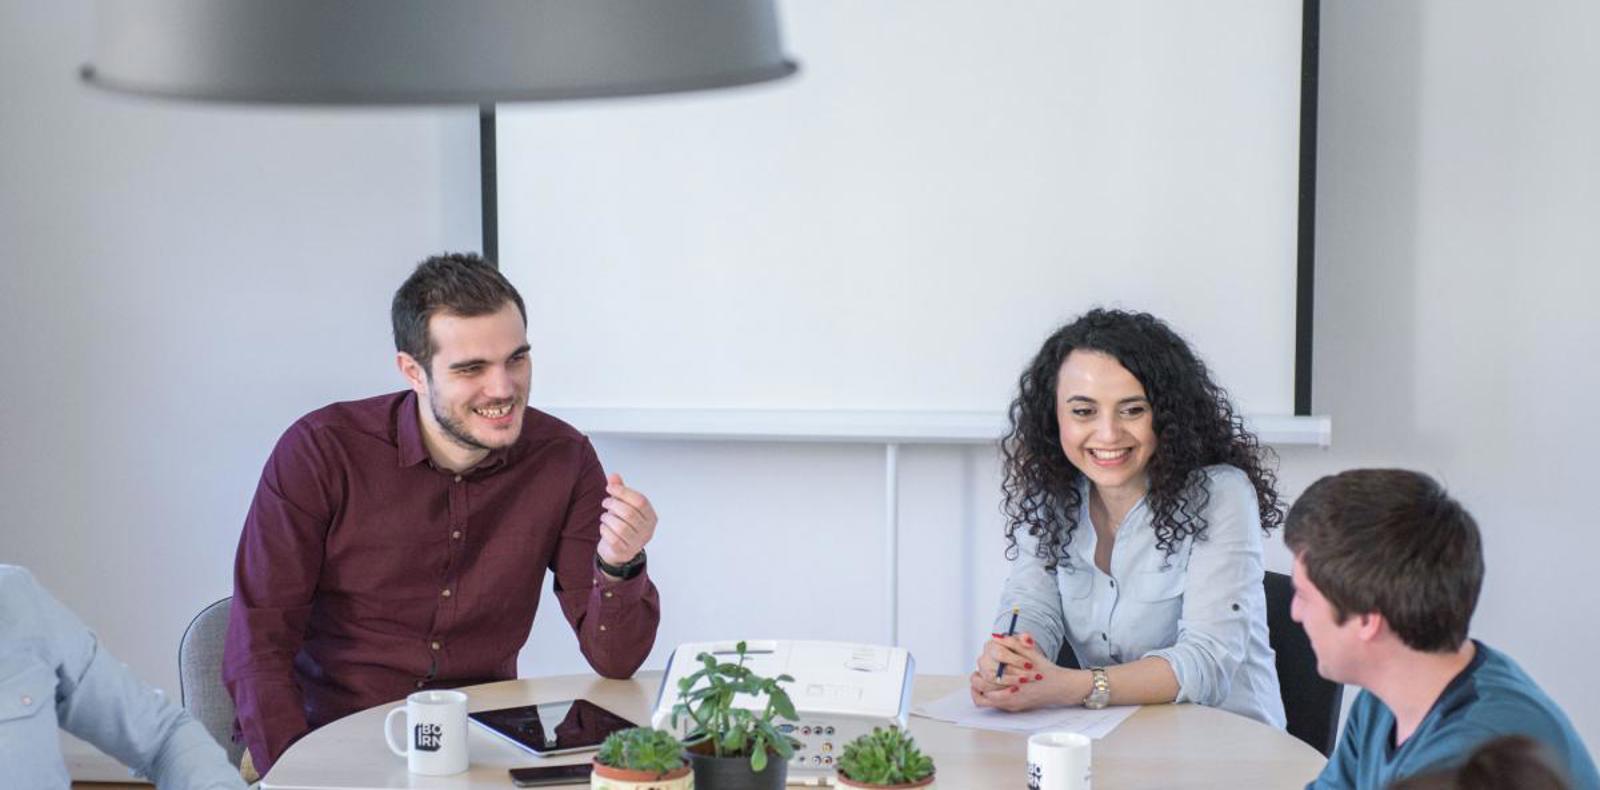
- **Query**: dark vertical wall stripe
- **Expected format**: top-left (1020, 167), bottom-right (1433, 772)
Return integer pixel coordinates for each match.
top-left (479, 103), bottom-right (499, 266)
top-left (1295, 0), bottom-right (1320, 416)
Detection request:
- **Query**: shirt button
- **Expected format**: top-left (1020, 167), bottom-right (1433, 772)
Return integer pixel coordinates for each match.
top-left (451, 530), bottom-right (462, 540)
top-left (20, 695), bottom-right (33, 706)
top-left (454, 475), bottom-right (462, 483)
top-left (431, 641), bottom-right (441, 651)
top-left (603, 591), bottom-right (613, 599)
top-left (1101, 633), bottom-right (1108, 641)
top-left (415, 681), bottom-right (425, 689)
top-left (441, 588), bottom-right (452, 598)
top-left (599, 624), bottom-right (608, 632)
top-left (1109, 579), bottom-right (1116, 588)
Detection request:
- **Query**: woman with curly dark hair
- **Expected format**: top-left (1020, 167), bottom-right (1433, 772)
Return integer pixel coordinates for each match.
top-left (969, 308), bottom-right (1287, 728)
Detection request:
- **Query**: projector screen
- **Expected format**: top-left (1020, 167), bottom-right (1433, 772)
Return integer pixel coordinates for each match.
top-left (497, 2), bottom-right (1306, 420)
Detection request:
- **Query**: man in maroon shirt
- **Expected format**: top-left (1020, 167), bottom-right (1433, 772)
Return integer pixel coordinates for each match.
top-left (222, 253), bottom-right (661, 777)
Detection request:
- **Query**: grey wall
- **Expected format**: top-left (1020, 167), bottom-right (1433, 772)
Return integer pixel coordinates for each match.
top-left (2, 0), bottom-right (1596, 780)
top-left (526, 2), bottom-right (1600, 757)
top-left (0, 0), bottom-right (481, 776)
top-left (1286, 0), bottom-right (1600, 746)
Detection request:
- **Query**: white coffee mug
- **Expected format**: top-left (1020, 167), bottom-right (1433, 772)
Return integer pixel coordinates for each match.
top-left (1027, 731), bottom-right (1092, 790)
top-left (384, 689), bottom-right (470, 775)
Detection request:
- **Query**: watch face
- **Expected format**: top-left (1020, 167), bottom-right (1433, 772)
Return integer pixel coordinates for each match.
top-left (1084, 669), bottom-right (1110, 708)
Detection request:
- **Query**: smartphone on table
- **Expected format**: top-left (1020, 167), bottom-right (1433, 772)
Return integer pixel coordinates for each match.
top-left (508, 762), bottom-right (594, 787)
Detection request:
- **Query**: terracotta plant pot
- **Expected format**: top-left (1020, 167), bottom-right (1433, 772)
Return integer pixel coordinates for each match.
top-left (683, 741), bottom-right (787, 790)
top-left (833, 773), bottom-right (936, 790)
top-left (591, 759), bottom-right (695, 790)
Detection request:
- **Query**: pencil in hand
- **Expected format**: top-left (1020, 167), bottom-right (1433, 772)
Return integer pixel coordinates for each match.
top-left (996, 606), bottom-right (1019, 679)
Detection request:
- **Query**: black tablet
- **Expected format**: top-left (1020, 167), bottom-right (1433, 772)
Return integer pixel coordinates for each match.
top-left (470, 699), bottom-right (639, 756)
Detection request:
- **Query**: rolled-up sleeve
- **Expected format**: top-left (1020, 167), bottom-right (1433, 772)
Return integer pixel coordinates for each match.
top-left (993, 528), bottom-right (1070, 667)
top-left (1143, 467), bottom-right (1264, 706)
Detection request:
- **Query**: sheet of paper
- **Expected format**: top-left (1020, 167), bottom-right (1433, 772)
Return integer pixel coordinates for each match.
top-left (912, 687), bottom-right (1139, 739)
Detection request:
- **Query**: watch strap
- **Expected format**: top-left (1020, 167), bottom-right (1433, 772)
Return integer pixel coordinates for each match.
top-left (1083, 666), bottom-right (1111, 709)
top-left (596, 549), bottom-right (647, 580)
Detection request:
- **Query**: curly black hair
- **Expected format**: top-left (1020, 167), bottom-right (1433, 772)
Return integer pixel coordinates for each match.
top-left (1001, 308), bottom-right (1282, 570)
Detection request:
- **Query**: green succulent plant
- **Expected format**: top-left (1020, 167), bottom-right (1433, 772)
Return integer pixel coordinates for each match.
top-left (836, 726), bottom-right (935, 786)
top-left (595, 727), bottom-right (686, 776)
top-left (671, 640), bottom-right (800, 772)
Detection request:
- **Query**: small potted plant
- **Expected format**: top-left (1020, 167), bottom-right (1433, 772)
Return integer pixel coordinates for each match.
top-left (671, 640), bottom-right (800, 789)
top-left (591, 727), bottom-right (693, 790)
top-left (834, 726), bottom-right (936, 789)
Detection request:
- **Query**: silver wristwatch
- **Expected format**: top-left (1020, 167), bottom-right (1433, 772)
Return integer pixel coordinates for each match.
top-left (1083, 667), bottom-right (1111, 709)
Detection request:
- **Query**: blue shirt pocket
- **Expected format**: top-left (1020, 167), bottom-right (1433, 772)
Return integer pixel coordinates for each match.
top-left (0, 653), bottom-right (62, 779)
top-left (0, 654), bottom-right (56, 721)
top-left (1057, 566), bottom-right (1096, 600)
top-left (1126, 567), bottom-right (1187, 602)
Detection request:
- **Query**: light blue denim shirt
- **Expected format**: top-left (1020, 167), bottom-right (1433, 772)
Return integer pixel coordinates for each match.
top-left (994, 464), bottom-right (1286, 728)
top-left (0, 565), bottom-right (244, 789)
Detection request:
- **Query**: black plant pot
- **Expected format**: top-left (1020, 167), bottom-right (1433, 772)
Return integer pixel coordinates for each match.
top-left (684, 745), bottom-right (788, 790)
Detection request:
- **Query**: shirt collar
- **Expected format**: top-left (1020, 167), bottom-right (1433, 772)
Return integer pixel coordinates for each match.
top-left (396, 391), bottom-right (431, 468)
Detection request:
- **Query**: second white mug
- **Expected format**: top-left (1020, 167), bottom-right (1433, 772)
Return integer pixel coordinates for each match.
top-left (384, 689), bottom-right (470, 775)
top-left (1027, 730), bottom-right (1092, 790)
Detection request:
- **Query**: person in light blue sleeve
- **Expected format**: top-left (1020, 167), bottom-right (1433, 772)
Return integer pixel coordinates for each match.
top-left (970, 309), bottom-right (1286, 728)
top-left (1286, 470), bottom-right (1598, 790)
top-left (0, 564), bottom-right (244, 789)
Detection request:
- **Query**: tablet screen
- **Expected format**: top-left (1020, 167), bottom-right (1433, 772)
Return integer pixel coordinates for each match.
top-left (470, 699), bottom-right (639, 756)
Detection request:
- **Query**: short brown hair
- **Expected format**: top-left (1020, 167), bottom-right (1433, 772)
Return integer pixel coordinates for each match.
top-left (1284, 469), bottom-right (1483, 653)
top-left (391, 253), bottom-right (526, 375)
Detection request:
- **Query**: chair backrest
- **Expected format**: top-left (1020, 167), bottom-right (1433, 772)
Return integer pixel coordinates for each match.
top-left (1054, 571), bottom-right (1343, 756)
top-left (1264, 570), bottom-right (1343, 756)
top-left (179, 596), bottom-right (244, 767)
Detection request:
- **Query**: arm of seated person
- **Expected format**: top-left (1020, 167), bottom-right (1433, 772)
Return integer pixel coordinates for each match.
top-left (1143, 467), bottom-right (1268, 709)
top-left (29, 572), bottom-right (245, 789)
top-left (222, 419), bottom-right (329, 775)
top-left (549, 443), bottom-right (661, 679)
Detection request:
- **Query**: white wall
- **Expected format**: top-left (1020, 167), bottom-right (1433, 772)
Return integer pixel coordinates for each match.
top-left (3, 0), bottom-right (1596, 781)
top-left (509, 0), bottom-right (1600, 757)
top-left (0, 0), bottom-right (481, 777)
top-left (1280, 0), bottom-right (1600, 749)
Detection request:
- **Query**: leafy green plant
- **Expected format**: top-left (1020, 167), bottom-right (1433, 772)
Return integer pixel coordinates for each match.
top-left (671, 641), bottom-right (800, 772)
top-left (836, 726), bottom-right (935, 786)
top-left (596, 727), bottom-right (686, 776)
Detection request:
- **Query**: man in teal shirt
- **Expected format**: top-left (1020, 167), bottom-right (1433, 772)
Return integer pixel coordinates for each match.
top-left (1286, 470), bottom-right (1597, 789)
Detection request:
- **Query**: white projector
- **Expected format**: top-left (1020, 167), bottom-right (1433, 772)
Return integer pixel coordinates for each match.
top-left (650, 640), bottom-right (916, 785)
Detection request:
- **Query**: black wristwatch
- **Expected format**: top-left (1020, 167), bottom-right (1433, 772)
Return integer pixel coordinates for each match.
top-left (596, 549), bottom-right (647, 580)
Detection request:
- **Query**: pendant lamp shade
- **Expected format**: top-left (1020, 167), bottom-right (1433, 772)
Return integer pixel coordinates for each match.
top-left (81, 0), bottom-right (797, 104)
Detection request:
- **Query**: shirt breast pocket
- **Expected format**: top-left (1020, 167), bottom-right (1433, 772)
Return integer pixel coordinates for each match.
top-left (1127, 568), bottom-right (1187, 603)
top-left (0, 655), bottom-right (59, 748)
top-left (1057, 567), bottom-right (1096, 601)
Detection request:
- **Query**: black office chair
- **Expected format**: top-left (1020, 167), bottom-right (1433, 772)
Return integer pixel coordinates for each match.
top-left (1051, 571), bottom-right (1342, 756)
top-left (1264, 570), bottom-right (1343, 756)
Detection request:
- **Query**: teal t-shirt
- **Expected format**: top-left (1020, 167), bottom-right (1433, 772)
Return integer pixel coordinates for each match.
top-left (1309, 641), bottom-right (1598, 789)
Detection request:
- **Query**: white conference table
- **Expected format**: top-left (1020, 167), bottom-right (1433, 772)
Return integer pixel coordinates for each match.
top-left (262, 672), bottom-right (1325, 789)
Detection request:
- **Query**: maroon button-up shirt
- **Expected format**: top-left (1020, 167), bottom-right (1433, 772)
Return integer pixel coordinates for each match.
top-left (222, 391), bottom-right (659, 774)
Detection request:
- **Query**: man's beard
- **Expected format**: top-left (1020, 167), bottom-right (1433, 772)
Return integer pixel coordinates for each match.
top-left (433, 399), bottom-right (508, 452)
